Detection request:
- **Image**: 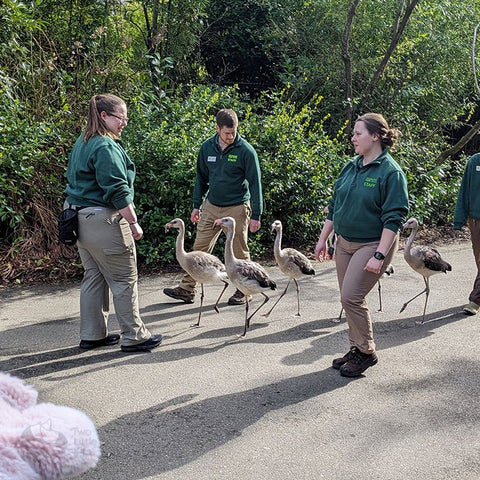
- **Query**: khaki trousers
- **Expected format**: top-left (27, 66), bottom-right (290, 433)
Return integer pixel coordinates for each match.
top-left (468, 217), bottom-right (480, 305)
top-left (179, 199), bottom-right (251, 293)
top-left (76, 207), bottom-right (151, 346)
top-left (335, 234), bottom-right (398, 354)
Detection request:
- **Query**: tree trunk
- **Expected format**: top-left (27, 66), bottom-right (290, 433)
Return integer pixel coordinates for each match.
top-left (341, 0), bottom-right (361, 132)
top-left (436, 119), bottom-right (480, 164)
top-left (363, 0), bottom-right (420, 105)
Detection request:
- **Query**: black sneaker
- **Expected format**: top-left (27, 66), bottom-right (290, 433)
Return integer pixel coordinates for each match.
top-left (79, 334), bottom-right (120, 350)
top-left (121, 334), bottom-right (163, 353)
top-left (332, 346), bottom-right (357, 369)
top-left (339, 349), bottom-right (378, 377)
top-left (163, 286), bottom-right (195, 303)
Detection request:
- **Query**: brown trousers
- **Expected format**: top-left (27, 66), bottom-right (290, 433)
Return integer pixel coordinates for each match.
top-left (335, 234), bottom-right (398, 354)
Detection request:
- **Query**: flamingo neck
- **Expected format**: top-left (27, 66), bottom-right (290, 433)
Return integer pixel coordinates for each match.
top-left (175, 225), bottom-right (187, 258)
top-left (405, 225), bottom-right (417, 254)
top-left (224, 226), bottom-right (236, 262)
top-left (273, 228), bottom-right (282, 256)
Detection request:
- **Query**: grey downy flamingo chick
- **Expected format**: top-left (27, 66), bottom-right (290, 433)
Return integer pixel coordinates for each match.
top-left (400, 217), bottom-right (452, 324)
top-left (213, 216), bottom-right (277, 337)
top-left (263, 220), bottom-right (315, 317)
top-left (165, 218), bottom-right (229, 327)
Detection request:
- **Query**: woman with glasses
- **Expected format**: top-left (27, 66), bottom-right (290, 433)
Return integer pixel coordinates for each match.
top-left (65, 93), bottom-right (162, 353)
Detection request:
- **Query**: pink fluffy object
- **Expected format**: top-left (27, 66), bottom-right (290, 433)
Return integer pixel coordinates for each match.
top-left (0, 372), bottom-right (100, 480)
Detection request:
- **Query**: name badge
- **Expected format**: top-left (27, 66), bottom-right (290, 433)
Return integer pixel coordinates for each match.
top-left (207, 156), bottom-right (217, 163)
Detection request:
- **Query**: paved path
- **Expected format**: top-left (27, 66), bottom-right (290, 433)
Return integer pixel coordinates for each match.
top-left (1, 241), bottom-right (479, 479)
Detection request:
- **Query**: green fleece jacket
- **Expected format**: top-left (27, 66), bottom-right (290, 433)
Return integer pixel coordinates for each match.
top-left (65, 134), bottom-right (135, 210)
top-left (453, 153), bottom-right (480, 229)
top-left (193, 132), bottom-right (263, 220)
top-left (327, 150), bottom-right (409, 242)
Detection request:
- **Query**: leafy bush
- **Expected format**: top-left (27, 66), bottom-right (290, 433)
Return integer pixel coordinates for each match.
top-left (124, 87), bottom-right (346, 264)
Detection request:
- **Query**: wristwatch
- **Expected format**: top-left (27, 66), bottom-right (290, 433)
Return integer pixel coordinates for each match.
top-left (373, 251), bottom-right (385, 260)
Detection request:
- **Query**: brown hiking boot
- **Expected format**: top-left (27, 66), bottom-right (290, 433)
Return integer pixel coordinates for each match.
top-left (163, 286), bottom-right (195, 304)
top-left (228, 289), bottom-right (251, 305)
top-left (332, 346), bottom-right (357, 370)
top-left (339, 348), bottom-right (378, 377)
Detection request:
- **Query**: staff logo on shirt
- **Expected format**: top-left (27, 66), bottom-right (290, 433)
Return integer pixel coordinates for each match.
top-left (227, 154), bottom-right (238, 162)
top-left (476, 165), bottom-right (480, 171)
top-left (207, 156), bottom-right (217, 162)
top-left (364, 176), bottom-right (377, 188)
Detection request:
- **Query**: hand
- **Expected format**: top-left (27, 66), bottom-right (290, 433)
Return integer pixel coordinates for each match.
top-left (249, 219), bottom-right (261, 233)
top-left (364, 257), bottom-right (383, 274)
top-left (129, 222), bottom-right (143, 241)
top-left (315, 239), bottom-right (329, 262)
top-left (191, 209), bottom-right (201, 223)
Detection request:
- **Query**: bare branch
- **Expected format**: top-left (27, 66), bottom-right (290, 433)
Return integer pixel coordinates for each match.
top-left (341, 0), bottom-right (361, 131)
top-left (363, 0), bottom-right (420, 103)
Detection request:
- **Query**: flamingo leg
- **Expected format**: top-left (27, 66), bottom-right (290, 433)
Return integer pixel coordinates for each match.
top-left (262, 280), bottom-right (290, 317)
top-left (191, 283), bottom-right (205, 327)
top-left (213, 281), bottom-right (229, 313)
top-left (238, 293), bottom-right (270, 337)
top-left (247, 293), bottom-right (270, 326)
top-left (416, 277), bottom-right (431, 324)
top-left (238, 298), bottom-right (250, 338)
top-left (293, 279), bottom-right (301, 317)
top-left (400, 276), bottom-right (428, 315)
top-left (377, 280), bottom-right (383, 312)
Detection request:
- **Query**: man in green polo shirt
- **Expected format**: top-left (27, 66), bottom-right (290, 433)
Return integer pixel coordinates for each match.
top-left (164, 109), bottom-right (263, 305)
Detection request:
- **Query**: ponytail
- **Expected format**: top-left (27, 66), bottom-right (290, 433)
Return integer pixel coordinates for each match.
top-left (83, 94), bottom-right (126, 142)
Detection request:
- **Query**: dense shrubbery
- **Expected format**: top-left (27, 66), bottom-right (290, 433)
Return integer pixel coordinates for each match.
top-left (0, 82), bottom-right (467, 285)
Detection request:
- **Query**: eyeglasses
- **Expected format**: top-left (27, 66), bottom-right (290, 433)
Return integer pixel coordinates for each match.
top-left (108, 113), bottom-right (129, 124)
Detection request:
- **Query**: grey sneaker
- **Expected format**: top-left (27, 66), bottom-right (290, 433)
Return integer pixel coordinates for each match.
top-left (463, 301), bottom-right (479, 316)
top-left (228, 289), bottom-right (251, 305)
top-left (163, 286), bottom-right (195, 304)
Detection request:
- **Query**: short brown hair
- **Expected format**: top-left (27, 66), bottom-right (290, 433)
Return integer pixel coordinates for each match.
top-left (215, 109), bottom-right (238, 129)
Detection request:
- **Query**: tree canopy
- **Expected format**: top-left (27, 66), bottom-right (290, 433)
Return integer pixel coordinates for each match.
top-left (1, 0), bottom-right (479, 284)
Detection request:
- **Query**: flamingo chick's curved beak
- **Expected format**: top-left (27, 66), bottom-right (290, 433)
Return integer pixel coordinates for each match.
top-left (213, 218), bottom-right (222, 230)
top-left (164, 223), bottom-right (172, 233)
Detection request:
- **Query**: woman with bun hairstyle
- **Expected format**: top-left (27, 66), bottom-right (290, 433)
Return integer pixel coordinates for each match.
top-left (315, 113), bottom-right (409, 377)
top-left (65, 94), bottom-right (162, 353)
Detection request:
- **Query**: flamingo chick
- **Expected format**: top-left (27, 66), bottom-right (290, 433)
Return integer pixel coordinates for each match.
top-left (214, 216), bottom-right (277, 337)
top-left (400, 217), bottom-right (452, 324)
top-left (165, 218), bottom-right (229, 327)
top-left (263, 220), bottom-right (315, 317)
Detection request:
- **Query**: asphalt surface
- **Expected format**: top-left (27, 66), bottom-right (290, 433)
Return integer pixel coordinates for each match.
top-left (1, 239), bottom-right (479, 480)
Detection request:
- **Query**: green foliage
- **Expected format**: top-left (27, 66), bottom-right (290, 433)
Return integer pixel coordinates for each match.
top-left (124, 85), bottom-right (244, 264)
top-left (398, 140), bottom-right (464, 226)
top-left (122, 87), bottom-right (345, 264)
top-left (0, 0), bottom-right (477, 284)
top-left (0, 82), bottom-right (67, 241)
